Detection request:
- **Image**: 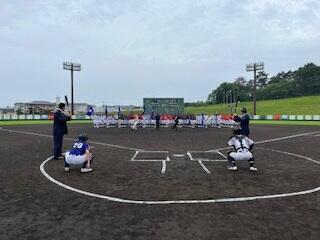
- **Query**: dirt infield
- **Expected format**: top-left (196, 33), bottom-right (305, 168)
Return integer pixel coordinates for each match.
top-left (1, 124), bottom-right (320, 239)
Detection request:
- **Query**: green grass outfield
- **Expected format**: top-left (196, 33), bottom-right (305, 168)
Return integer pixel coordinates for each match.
top-left (250, 120), bottom-right (320, 126)
top-left (185, 95), bottom-right (320, 115)
top-left (1, 119), bottom-right (320, 126)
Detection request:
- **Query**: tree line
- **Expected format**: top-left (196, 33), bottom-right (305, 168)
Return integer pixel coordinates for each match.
top-left (206, 63), bottom-right (320, 104)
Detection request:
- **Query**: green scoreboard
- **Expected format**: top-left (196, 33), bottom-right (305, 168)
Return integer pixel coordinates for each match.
top-left (143, 98), bottom-right (184, 115)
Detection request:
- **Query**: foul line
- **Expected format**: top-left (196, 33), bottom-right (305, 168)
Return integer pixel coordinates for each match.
top-left (0, 128), bottom-right (142, 151)
top-left (207, 130), bottom-right (320, 152)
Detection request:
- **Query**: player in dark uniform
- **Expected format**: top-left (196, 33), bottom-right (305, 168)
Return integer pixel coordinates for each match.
top-left (155, 113), bottom-right (161, 130)
top-left (53, 103), bottom-right (71, 160)
top-left (64, 133), bottom-right (94, 173)
top-left (233, 107), bottom-right (250, 136)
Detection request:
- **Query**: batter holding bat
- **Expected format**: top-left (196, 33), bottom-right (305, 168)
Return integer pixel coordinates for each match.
top-left (53, 98), bottom-right (71, 160)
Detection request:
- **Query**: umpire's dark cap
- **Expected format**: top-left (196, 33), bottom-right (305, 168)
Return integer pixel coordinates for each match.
top-left (241, 107), bottom-right (247, 113)
top-left (58, 103), bottom-right (66, 109)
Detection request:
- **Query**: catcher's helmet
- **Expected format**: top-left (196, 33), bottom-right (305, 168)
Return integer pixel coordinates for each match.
top-left (78, 133), bottom-right (88, 142)
top-left (233, 128), bottom-right (242, 136)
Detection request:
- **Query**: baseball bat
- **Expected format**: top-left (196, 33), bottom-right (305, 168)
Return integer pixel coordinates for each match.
top-left (234, 96), bottom-right (240, 114)
top-left (64, 95), bottom-right (71, 114)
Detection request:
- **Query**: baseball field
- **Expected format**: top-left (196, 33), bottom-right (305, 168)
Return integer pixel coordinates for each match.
top-left (1, 123), bottom-right (319, 239)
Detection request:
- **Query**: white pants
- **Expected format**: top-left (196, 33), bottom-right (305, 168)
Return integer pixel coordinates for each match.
top-left (65, 152), bottom-right (87, 165)
top-left (230, 151), bottom-right (253, 161)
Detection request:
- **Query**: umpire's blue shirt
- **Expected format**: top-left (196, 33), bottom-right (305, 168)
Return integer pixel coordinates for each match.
top-left (234, 114), bottom-right (250, 136)
top-left (53, 109), bottom-right (71, 135)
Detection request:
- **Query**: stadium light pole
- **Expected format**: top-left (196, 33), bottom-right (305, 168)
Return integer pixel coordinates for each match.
top-left (246, 62), bottom-right (264, 115)
top-left (63, 62), bottom-right (81, 115)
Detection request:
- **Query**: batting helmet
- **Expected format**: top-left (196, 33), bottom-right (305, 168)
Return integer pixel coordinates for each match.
top-left (78, 133), bottom-right (88, 142)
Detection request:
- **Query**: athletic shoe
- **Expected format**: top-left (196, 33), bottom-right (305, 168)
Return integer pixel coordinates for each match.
top-left (81, 168), bottom-right (93, 173)
top-left (64, 167), bottom-right (70, 172)
top-left (249, 166), bottom-right (258, 172)
top-left (227, 166), bottom-right (238, 171)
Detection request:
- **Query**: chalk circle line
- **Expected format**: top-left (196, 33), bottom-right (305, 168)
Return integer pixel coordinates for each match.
top-left (1, 127), bottom-right (319, 204)
top-left (40, 147), bottom-right (320, 205)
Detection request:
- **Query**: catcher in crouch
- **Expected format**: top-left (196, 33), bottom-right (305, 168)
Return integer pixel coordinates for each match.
top-left (64, 133), bottom-right (94, 173)
top-left (227, 129), bottom-right (257, 172)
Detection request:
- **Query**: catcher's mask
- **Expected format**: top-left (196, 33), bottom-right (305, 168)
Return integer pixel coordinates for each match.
top-left (233, 129), bottom-right (242, 136)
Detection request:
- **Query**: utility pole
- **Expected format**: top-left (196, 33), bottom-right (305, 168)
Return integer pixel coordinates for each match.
top-left (63, 62), bottom-right (81, 115)
top-left (246, 62), bottom-right (264, 115)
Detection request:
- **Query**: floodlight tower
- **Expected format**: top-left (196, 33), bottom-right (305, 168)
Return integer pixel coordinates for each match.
top-left (63, 62), bottom-right (81, 115)
top-left (246, 62), bottom-right (264, 115)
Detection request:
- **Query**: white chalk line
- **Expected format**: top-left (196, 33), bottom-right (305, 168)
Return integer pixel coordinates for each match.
top-left (216, 150), bottom-right (227, 159)
top-left (130, 151), bottom-right (139, 161)
top-left (256, 147), bottom-right (320, 165)
top-left (130, 150), bottom-right (169, 174)
top-left (40, 147), bottom-right (320, 204)
top-left (201, 130), bottom-right (320, 173)
top-left (207, 130), bottom-right (320, 152)
top-left (172, 154), bottom-right (185, 157)
top-left (187, 151), bottom-right (227, 173)
top-left (198, 160), bottom-right (211, 174)
top-left (3, 127), bottom-right (320, 204)
top-left (161, 161), bottom-right (167, 174)
top-left (0, 128), bottom-right (143, 151)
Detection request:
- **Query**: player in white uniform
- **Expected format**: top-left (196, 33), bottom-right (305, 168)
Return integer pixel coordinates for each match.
top-left (227, 129), bottom-right (257, 171)
top-left (131, 115), bottom-right (139, 131)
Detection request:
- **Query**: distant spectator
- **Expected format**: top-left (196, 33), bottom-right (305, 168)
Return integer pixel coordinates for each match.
top-left (155, 113), bottom-right (161, 130)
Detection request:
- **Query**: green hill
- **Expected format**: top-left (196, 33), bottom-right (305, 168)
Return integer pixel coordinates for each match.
top-left (185, 96), bottom-right (320, 115)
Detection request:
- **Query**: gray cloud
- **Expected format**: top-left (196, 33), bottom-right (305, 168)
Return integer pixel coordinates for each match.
top-left (0, 0), bottom-right (319, 106)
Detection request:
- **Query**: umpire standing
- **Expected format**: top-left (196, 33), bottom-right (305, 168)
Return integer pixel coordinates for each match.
top-left (53, 103), bottom-right (71, 160)
top-left (233, 107), bottom-right (250, 137)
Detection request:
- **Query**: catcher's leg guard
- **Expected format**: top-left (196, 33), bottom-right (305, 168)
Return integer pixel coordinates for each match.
top-left (64, 159), bottom-right (70, 168)
top-left (82, 154), bottom-right (94, 168)
top-left (248, 157), bottom-right (255, 167)
top-left (227, 155), bottom-right (236, 167)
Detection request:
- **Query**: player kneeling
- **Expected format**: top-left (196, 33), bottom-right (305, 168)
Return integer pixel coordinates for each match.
top-left (64, 133), bottom-right (94, 173)
top-left (227, 129), bottom-right (257, 172)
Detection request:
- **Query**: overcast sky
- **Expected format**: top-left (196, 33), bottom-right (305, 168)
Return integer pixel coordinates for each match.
top-left (1, 0), bottom-right (319, 107)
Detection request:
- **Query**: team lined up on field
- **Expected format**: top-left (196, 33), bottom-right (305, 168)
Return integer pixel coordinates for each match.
top-left (92, 113), bottom-right (239, 129)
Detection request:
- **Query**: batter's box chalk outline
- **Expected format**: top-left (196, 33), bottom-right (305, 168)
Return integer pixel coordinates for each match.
top-left (187, 150), bottom-right (227, 174)
top-left (130, 150), bottom-right (170, 174)
top-left (187, 151), bottom-right (227, 162)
